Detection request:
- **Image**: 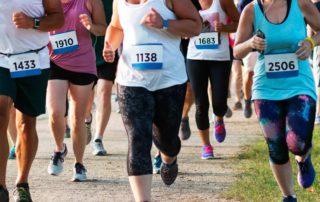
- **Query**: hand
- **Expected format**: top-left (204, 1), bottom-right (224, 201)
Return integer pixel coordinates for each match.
top-left (212, 21), bottom-right (224, 32)
top-left (250, 35), bottom-right (266, 52)
top-left (103, 41), bottom-right (115, 63)
top-left (79, 14), bottom-right (93, 31)
top-left (140, 8), bottom-right (163, 29)
top-left (12, 12), bottom-right (33, 29)
top-left (295, 40), bottom-right (312, 60)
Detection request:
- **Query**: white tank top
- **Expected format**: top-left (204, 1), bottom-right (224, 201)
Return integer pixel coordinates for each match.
top-left (0, 0), bottom-right (50, 69)
top-left (116, 0), bottom-right (187, 91)
top-left (187, 0), bottom-right (230, 61)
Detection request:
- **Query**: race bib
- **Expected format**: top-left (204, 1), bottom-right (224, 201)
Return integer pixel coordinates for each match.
top-left (264, 53), bottom-right (299, 78)
top-left (8, 52), bottom-right (41, 78)
top-left (131, 44), bottom-right (163, 70)
top-left (195, 32), bottom-right (220, 49)
top-left (49, 30), bottom-right (79, 54)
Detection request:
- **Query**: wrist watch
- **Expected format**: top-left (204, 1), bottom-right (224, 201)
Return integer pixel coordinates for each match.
top-left (33, 18), bottom-right (40, 29)
top-left (162, 19), bottom-right (169, 30)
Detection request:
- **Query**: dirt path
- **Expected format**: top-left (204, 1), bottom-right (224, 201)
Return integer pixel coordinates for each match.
top-left (6, 98), bottom-right (262, 202)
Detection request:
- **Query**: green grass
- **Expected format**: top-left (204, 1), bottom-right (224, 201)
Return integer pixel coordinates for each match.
top-left (222, 127), bottom-right (320, 202)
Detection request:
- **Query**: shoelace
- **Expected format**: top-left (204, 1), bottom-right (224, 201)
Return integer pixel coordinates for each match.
top-left (14, 187), bottom-right (30, 201)
top-left (51, 153), bottom-right (64, 165)
top-left (75, 164), bottom-right (86, 174)
top-left (215, 124), bottom-right (224, 134)
top-left (154, 156), bottom-right (162, 167)
top-left (204, 146), bottom-right (213, 153)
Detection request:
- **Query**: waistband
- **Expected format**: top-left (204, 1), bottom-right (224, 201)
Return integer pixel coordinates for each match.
top-left (0, 46), bottom-right (46, 57)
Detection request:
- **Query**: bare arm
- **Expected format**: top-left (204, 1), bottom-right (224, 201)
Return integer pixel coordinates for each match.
top-left (141, 0), bottom-right (202, 38)
top-left (219, 0), bottom-right (240, 33)
top-left (81, 0), bottom-right (107, 36)
top-left (295, 0), bottom-right (320, 59)
top-left (103, 0), bottom-right (123, 62)
top-left (234, 4), bottom-right (266, 59)
top-left (12, 0), bottom-right (64, 32)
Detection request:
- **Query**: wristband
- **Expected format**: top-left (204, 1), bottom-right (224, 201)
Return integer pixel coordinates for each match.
top-left (305, 37), bottom-right (315, 49)
top-left (162, 19), bottom-right (169, 30)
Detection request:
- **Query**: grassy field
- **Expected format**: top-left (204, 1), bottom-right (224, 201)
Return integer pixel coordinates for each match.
top-left (222, 126), bottom-right (320, 202)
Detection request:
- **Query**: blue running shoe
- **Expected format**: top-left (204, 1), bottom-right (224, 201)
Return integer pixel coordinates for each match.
top-left (201, 145), bottom-right (214, 160)
top-left (297, 155), bottom-right (315, 189)
top-left (214, 120), bottom-right (226, 143)
top-left (153, 154), bottom-right (162, 174)
top-left (8, 145), bottom-right (16, 159)
top-left (282, 195), bottom-right (297, 202)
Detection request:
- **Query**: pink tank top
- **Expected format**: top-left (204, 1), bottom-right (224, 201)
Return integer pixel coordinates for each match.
top-left (49, 0), bottom-right (96, 75)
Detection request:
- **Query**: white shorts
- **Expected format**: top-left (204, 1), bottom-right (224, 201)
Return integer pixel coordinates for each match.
top-left (242, 52), bottom-right (257, 73)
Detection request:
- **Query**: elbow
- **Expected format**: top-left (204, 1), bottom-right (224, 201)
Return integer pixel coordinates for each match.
top-left (56, 15), bottom-right (65, 29)
top-left (233, 48), bottom-right (242, 60)
top-left (185, 21), bottom-right (202, 37)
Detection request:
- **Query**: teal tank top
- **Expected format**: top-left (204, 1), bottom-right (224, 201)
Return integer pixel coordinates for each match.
top-left (252, 0), bottom-right (316, 101)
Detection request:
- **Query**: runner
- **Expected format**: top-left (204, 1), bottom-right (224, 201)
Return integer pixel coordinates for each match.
top-left (46, 0), bottom-right (106, 182)
top-left (103, 0), bottom-right (201, 201)
top-left (0, 0), bottom-right (63, 201)
top-left (88, 0), bottom-right (119, 156)
top-left (234, 0), bottom-right (320, 201)
top-left (187, 0), bottom-right (239, 159)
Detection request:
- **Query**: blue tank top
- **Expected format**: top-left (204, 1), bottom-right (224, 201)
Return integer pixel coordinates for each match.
top-left (252, 0), bottom-right (316, 101)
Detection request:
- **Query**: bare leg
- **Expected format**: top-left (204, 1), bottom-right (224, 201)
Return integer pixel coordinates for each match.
top-left (0, 96), bottom-right (12, 187)
top-left (129, 175), bottom-right (152, 202)
top-left (270, 161), bottom-right (295, 197)
top-left (15, 111), bottom-right (38, 184)
top-left (8, 106), bottom-right (17, 144)
top-left (198, 129), bottom-right (210, 146)
top-left (231, 60), bottom-right (243, 104)
top-left (94, 79), bottom-right (113, 139)
top-left (69, 83), bottom-right (93, 164)
top-left (47, 80), bottom-right (69, 151)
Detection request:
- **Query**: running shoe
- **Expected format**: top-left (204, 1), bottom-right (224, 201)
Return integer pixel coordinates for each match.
top-left (48, 144), bottom-right (68, 176)
top-left (0, 185), bottom-right (9, 202)
top-left (72, 163), bottom-right (87, 182)
top-left (64, 125), bottom-right (71, 138)
top-left (201, 145), bottom-right (214, 160)
top-left (232, 101), bottom-right (242, 111)
top-left (92, 139), bottom-right (107, 156)
top-left (8, 145), bottom-right (16, 159)
top-left (153, 154), bottom-right (162, 174)
top-left (13, 184), bottom-right (32, 202)
top-left (315, 116), bottom-right (320, 125)
top-left (214, 120), bottom-right (226, 143)
top-left (282, 195), bottom-right (297, 202)
top-left (179, 117), bottom-right (191, 141)
top-left (296, 155), bottom-right (316, 189)
top-left (160, 159), bottom-right (178, 186)
top-left (85, 113), bottom-right (92, 145)
top-left (244, 99), bottom-right (252, 118)
top-left (225, 106), bottom-right (232, 118)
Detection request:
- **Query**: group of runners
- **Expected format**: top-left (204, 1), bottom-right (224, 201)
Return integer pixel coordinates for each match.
top-left (0, 0), bottom-right (319, 201)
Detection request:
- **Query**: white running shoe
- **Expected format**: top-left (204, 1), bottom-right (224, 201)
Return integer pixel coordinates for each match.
top-left (48, 144), bottom-right (68, 176)
top-left (92, 139), bottom-right (107, 156)
top-left (72, 163), bottom-right (87, 182)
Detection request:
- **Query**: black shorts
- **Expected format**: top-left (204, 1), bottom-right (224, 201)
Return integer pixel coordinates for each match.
top-left (97, 54), bottom-right (118, 82)
top-left (49, 62), bottom-right (97, 85)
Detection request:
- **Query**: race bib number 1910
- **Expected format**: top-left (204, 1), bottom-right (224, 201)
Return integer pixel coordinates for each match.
top-left (8, 52), bottom-right (41, 78)
top-left (264, 53), bottom-right (299, 79)
top-left (49, 30), bottom-right (79, 54)
top-left (131, 44), bottom-right (163, 70)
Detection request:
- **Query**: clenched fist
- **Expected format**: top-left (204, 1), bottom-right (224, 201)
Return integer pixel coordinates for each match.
top-left (12, 12), bottom-right (33, 29)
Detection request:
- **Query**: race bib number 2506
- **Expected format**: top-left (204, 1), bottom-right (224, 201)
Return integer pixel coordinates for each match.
top-left (264, 53), bottom-right (299, 79)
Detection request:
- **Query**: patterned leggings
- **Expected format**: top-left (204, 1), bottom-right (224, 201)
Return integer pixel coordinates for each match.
top-left (117, 83), bottom-right (186, 176)
top-left (254, 95), bottom-right (316, 164)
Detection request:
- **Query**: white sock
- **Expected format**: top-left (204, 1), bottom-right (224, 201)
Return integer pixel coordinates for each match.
top-left (94, 134), bottom-right (103, 141)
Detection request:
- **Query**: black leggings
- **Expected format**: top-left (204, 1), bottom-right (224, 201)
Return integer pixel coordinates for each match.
top-left (117, 83), bottom-right (186, 176)
top-left (187, 59), bottom-right (231, 130)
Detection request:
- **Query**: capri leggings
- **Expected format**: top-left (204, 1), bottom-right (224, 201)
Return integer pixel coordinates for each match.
top-left (187, 59), bottom-right (231, 130)
top-left (254, 95), bottom-right (316, 165)
top-left (117, 83), bottom-right (186, 176)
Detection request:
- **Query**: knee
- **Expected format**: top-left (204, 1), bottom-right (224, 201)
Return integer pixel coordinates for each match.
top-left (267, 139), bottom-right (289, 165)
top-left (212, 103), bottom-right (227, 117)
top-left (287, 131), bottom-right (310, 156)
top-left (127, 142), bottom-right (153, 176)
